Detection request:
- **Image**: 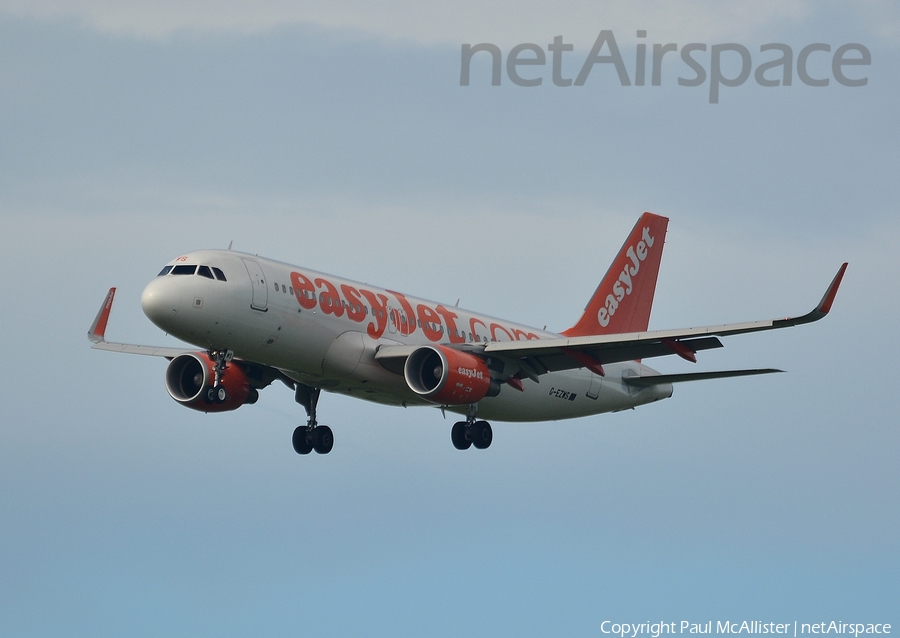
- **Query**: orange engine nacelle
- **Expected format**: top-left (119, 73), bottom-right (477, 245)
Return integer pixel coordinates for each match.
top-left (165, 352), bottom-right (255, 413)
top-left (404, 345), bottom-right (496, 405)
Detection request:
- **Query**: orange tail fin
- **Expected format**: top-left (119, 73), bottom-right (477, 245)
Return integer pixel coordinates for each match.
top-left (562, 212), bottom-right (668, 337)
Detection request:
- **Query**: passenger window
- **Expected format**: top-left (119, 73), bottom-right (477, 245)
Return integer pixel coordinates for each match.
top-left (282, 285), bottom-right (287, 293)
top-left (274, 283), bottom-right (279, 291)
top-left (172, 265), bottom-right (197, 275)
top-left (157, 266), bottom-right (173, 276)
top-left (197, 266), bottom-right (214, 279)
top-left (212, 267), bottom-right (227, 281)
top-left (289, 287), bottom-right (294, 295)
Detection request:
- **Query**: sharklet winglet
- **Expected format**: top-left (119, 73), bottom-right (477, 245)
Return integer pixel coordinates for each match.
top-left (88, 287), bottom-right (116, 343)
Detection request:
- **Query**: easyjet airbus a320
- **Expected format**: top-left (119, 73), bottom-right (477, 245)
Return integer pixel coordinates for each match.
top-left (88, 213), bottom-right (846, 455)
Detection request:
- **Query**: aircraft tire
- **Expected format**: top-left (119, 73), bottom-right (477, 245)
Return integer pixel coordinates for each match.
top-left (451, 422), bottom-right (472, 450)
top-left (472, 421), bottom-right (492, 449)
top-left (313, 426), bottom-right (334, 455)
top-left (292, 426), bottom-right (314, 455)
top-left (213, 384), bottom-right (228, 403)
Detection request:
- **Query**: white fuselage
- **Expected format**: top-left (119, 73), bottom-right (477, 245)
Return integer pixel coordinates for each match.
top-left (140, 250), bottom-right (672, 422)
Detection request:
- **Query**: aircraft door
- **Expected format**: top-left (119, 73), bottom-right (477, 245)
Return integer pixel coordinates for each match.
top-left (242, 258), bottom-right (268, 311)
top-left (387, 307), bottom-right (398, 334)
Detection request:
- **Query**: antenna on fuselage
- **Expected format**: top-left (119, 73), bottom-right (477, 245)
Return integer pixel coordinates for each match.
top-left (227, 241), bottom-right (233, 251)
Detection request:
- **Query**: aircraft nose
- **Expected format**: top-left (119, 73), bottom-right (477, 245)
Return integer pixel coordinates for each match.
top-left (141, 276), bottom-right (181, 330)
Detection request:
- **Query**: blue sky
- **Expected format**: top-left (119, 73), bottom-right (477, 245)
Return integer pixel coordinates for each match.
top-left (1, 2), bottom-right (898, 636)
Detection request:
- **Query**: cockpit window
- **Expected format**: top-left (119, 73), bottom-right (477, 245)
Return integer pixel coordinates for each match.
top-left (158, 266), bottom-right (173, 276)
top-left (171, 265), bottom-right (197, 275)
top-left (212, 267), bottom-right (227, 281)
top-left (197, 265), bottom-right (214, 279)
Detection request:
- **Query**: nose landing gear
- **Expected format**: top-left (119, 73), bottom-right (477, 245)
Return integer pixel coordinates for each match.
top-left (292, 384), bottom-right (334, 455)
top-left (201, 349), bottom-right (233, 404)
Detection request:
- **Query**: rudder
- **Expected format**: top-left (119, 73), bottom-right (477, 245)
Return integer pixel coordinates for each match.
top-left (562, 212), bottom-right (668, 336)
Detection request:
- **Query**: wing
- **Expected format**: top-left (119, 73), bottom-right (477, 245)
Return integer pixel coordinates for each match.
top-left (483, 263), bottom-right (847, 379)
top-left (88, 287), bottom-right (295, 395)
top-left (87, 287), bottom-right (193, 359)
top-left (376, 263), bottom-right (846, 382)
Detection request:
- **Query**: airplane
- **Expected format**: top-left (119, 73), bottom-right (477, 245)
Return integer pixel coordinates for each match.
top-left (88, 212), bottom-right (847, 455)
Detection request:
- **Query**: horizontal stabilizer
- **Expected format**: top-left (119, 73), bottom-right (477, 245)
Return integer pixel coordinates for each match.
top-left (623, 368), bottom-right (783, 387)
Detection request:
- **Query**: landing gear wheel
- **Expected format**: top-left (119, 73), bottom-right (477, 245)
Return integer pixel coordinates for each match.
top-left (292, 385), bottom-right (334, 456)
top-left (205, 387), bottom-right (216, 404)
top-left (313, 426), bottom-right (334, 455)
top-left (213, 385), bottom-right (227, 403)
top-left (451, 421), bottom-right (472, 450)
top-left (292, 426), bottom-right (313, 455)
top-left (472, 420), bottom-right (492, 449)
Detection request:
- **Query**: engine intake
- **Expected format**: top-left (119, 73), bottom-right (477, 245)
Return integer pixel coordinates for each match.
top-left (165, 352), bottom-right (253, 413)
top-left (404, 345), bottom-right (496, 405)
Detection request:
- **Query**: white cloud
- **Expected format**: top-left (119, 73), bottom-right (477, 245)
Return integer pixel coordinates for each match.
top-left (3, 0), bottom-right (892, 46)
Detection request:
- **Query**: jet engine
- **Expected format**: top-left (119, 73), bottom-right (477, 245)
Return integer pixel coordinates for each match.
top-left (404, 345), bottom-right (498, 405)
top-left (165, 352), bottom-right (257, 413)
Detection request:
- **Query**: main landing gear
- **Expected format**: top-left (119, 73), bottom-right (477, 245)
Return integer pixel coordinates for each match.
top-left (450, 404), bottom-right (493, 451)
top-left (292, 384), bottom-right (333, 455)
